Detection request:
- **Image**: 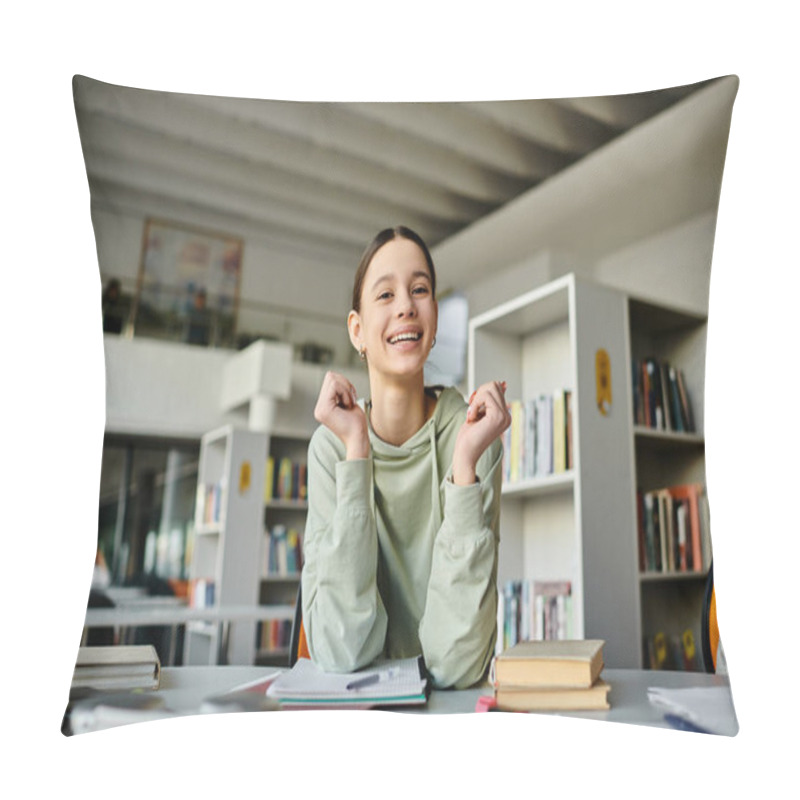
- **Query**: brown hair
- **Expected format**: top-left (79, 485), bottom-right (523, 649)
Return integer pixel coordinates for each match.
top-left (351, 226), bottom-right (437, 313)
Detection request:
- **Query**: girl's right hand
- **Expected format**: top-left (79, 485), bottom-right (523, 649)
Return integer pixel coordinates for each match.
top-left (314, 371), bottom-right (370, 459)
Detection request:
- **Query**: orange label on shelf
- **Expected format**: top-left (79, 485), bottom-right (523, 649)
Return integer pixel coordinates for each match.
top-left (239, 461), bottom-right (251, 494)
top-left (596, 348), bottom-right (612, 416)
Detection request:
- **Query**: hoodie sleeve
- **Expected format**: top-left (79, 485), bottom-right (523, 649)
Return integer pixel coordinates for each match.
top-left (300, 426), bottom-right (388, 672)
top-left (418, 436), bottom-right (502, 689)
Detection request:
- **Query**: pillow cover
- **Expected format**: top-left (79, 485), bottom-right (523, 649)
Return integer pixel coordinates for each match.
top-left (66, 74), bottom-right (738, 738)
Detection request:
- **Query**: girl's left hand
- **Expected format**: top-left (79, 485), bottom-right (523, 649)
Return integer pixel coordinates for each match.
top-left (452, 381), bottom-right (511, 485)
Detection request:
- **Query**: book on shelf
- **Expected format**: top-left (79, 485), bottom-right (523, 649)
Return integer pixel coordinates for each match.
top-left (263, 525), bottom-right (303, 576)
top-left (264, 456), bottom-right (275, 502)
top-left (632, 357), bottom-right (695, 433)
top-left (637, 483), bottom-right (710, 574)
top-left (265, 456), bottom-right (308, 503)
top-left (257, 618), bottom-right (293, 652)
top-left (490, 639), bottom-right (609, 711)
top-left (266, 656), bottom-right (428, 709)
top-left (71, 645), bottom-right (161, 692)
top-left (552, 391), bottom-right (567, 474)
top-left (189, 578), bottom-right (216, 608)
top-left (502, 390), bottom-right (572, 485)
top-left (498, 579), bottom-right (573, 652)
top-left (565, 392), bottom-right (574, 471)
top-left (197, 481), bottom-right (224, 525)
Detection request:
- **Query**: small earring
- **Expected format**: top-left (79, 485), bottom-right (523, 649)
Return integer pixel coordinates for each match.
top-left (431, 336), bottom-right (437, 348)
top-left (359, 345), bottom-right (366, 361)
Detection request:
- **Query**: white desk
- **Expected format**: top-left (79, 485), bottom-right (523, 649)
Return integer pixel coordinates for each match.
top-left (64, 665), bottom-right (736, 735)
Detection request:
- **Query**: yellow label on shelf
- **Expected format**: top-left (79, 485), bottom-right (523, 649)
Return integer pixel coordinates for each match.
top-left (682, 629), bottom-right (696, 659)
top-left (654, 632), bottom-right (667, 666)
top-left (595, 348), bottom-right (612, 416)
top-left (239, 461), bottom-right (251, 494)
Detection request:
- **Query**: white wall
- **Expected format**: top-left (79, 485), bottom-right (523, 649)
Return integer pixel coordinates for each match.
top-left (103, 335), bottom-right (370, 440)
top-left (464, 212), bottom-right (717, 320)
top-left (103, 335), bottom-right (242, 438)
top-left (592, 212), bottom-right (717, 314)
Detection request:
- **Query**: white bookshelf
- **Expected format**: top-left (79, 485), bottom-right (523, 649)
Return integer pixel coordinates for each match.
top-left (185, 425), bottom-right (274, 665)
top-left (469, 273), bottom-right (642, 668)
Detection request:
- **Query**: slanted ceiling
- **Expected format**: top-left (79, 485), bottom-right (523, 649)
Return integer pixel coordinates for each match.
top-left (73, 75), bottom-right (716, 277)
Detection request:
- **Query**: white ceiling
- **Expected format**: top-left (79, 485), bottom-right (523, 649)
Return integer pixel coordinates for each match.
top-left (73, 75), bottom-right (716, 276)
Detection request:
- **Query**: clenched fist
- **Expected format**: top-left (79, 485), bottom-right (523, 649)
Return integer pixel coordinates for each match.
top-left (314, 371), bottom-right (370, 460)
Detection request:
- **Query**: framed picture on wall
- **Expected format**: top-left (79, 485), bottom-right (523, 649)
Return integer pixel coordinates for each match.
top-left (131, 218), bottom-right (243, 346)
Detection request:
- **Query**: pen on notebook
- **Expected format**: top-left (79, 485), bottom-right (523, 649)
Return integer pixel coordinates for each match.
top-left (346, 667), bottom-right (400, 690)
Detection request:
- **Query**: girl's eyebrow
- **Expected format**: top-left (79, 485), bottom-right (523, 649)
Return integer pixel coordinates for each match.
top-left (370, 270), bottom-right (431, 293)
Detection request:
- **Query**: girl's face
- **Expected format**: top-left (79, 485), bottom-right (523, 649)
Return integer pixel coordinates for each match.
top-left (348, 237), bottom-right (438, 382)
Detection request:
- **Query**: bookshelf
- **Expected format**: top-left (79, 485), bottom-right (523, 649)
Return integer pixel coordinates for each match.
top-left (628, 297), bottom-right (711, 671)
top-left (185, 425), bottom-right (294, 665)
top-left (469, 274), bottom-right (642, 668)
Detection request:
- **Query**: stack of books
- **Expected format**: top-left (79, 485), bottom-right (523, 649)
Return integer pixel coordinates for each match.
top-left (490, 639), bottom-right (609, 711)
top-left (71, 645), bottom-right (162, 692)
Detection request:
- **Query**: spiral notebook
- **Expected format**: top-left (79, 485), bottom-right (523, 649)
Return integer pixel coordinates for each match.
top-left (266, 656), bottom-right (428, 709)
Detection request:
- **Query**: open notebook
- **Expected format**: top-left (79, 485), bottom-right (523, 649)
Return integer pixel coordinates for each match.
top-left (266, 657), bottom-right (428, 709)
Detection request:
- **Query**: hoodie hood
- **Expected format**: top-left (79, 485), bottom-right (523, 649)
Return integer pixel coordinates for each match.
top-left (361, 386), bottom-right (467, 531)
top-left (362, 386), bottom-right (466, 458)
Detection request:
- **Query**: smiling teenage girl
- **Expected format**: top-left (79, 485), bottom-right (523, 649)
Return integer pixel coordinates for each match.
top-left (301, 226), bottom-right (510, 689)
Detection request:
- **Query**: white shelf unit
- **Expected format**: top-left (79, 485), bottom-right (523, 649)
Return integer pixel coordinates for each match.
top-left (185, 425), bottom-right (271, 666)
top-left (627, 296), bottom-right (711, 670)
top-left (469, 273), bottom-right (642, 668)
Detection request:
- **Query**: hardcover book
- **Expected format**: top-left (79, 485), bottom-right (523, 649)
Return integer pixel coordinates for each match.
top-left (495, 679), bottom-right (611, 711)
top-left (491, 639), bottom-right (605, 688)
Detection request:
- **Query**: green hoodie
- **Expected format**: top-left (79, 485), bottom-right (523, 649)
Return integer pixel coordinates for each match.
top-left (301, 386), bottom-right (503, 689)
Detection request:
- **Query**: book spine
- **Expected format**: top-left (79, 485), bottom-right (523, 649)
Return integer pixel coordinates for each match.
top-left (660, 362), bottom-right (673, 431)
top-left (565, 391), bottom-right (574, 471)
top-left (525, 398), bottom-right (537, 480)
top-left (552, 390), bottom-right (566, 473)
top-left (699, 487), bottom-right (712, 569)
top-left (668, 366), bottom-right (685, 432)
top-left (676, 368), bottom-right (695, 432)
top-left (264, 456), bottom-right (275, 503)
top-left (676, 500), bottom-right (688, 571)
top-left (636, 490), bottom-right (646, 572)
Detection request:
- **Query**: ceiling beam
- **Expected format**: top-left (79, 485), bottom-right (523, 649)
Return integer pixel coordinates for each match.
top-left (78, 115), bottom-right (463, 244)
top-left (339, 101), bottom-right (574, 179)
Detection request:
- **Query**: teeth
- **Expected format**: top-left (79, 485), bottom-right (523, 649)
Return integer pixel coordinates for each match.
top-left (390, 332), bottom-right (421, 344)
